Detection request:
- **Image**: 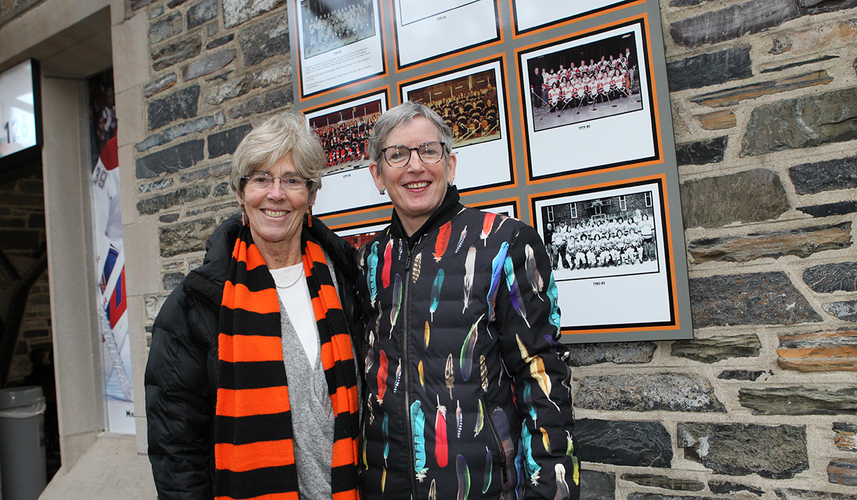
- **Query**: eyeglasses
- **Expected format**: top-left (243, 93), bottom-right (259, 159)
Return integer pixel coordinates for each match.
top-left (242, 171), bottom-right (313, 191)
top-left (381, 141), bottom-right (446, 168)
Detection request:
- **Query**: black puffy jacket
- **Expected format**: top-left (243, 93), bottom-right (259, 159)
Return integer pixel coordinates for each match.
top-left (145, 213), bottom-right (362, 499)
top-left (356, 190), bottom-right (580, 500)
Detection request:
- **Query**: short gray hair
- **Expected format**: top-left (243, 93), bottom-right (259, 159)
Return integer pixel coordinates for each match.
top-left (230, 111), bottom-right (325, 196)
top-left (367, 101), bottom-right (453, 170)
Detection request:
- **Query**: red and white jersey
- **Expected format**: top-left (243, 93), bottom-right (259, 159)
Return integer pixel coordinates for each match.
top-left (548, 86), bottom-right (562, 105)
top-left (91, 135), bottom-right (123, 262)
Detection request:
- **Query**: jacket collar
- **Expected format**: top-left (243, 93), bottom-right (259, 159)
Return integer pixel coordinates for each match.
top-left (390, 185), bottom-right (464, 250)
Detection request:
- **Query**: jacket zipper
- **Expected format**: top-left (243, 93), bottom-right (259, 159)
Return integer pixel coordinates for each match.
top-left (401, 240), bottom-right (419, 499)
top-left (481, 392), bottom-right (508, 483)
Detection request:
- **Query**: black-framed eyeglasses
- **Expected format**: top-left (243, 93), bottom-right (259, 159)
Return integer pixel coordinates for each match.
top-left (381, 141), bottom-right (446, 168)
top-left (242, 171), bottom-right (313, 191)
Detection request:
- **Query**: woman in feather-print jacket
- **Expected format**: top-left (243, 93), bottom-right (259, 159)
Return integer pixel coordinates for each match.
top-left (356, 101), bottom-right (580, 500)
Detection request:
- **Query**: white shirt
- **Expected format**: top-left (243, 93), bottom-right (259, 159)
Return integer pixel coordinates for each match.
top-left (269, 264), bottom-right (320, 365)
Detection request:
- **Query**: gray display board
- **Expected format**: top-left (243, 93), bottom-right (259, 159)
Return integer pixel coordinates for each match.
top-left (290, 0), bottom-right (692, 343)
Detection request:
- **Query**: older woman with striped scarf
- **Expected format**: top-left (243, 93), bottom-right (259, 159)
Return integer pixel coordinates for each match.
top-left (146, 112), bottom-right (361, 500)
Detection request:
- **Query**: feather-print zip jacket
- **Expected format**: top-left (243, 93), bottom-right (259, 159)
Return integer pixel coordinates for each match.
top-left (356, 191), bottom-right (580, 500)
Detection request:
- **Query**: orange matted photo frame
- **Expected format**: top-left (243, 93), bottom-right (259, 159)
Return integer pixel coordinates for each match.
top-left (530, 174), bottom-right (686, 341)
top-left (399, 56), bottom-right (515, 195)
top-left (510, 0), bottom-right (641, 37)
top-left (517, 15), bottom-right (662, 182)
top-left (304, 88), bottom-right (390, 217)
top-left (391, 0), bottom-right (502, 70)
top-left (293, 0), bottom-right (388, 100)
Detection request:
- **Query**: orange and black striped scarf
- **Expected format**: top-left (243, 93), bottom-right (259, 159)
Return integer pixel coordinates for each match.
top-left (214, 224), bottom-right (360, 500)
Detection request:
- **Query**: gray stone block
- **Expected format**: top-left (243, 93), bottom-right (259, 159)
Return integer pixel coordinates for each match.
top-left (822, 300), bottom-right (857, 321)
top-left (136, 185), bottom-right (211, 215)
top-left (708, 480), bottom-right (764, 496)
top-left (187, 0), bottom-right (218, 29)
top-left (690, 70), bottom-right (832, 108)
top-left (149, 12), bottom-right (182, 45)
top-left (139, 178), bottom-right (175, 194)
top-left (207, 34), bottom-right (234, 50)
top-left (775, 488), bottom-right (857, 499)
top-left (789, 154), bottom-right (857, 195)
top-left (576, 373), bottom-right (726, 412)
top-left (828, 459), bottom-right (857, 485)
top-left (803, 262), bottom-right (857, 293)
top-left (575, 419), bottom-right (672, 467)
top-left (162, 272), bottom-right (185, 290)
top-left (223, 0), bottom-right (286, 29)
top-left (238, 11), bottom-right (290, 66)
top-left (182, 49), bottom-right (235, 80)
top-left (621, 474), bottom-right (705, 491)
top-left (680, 169), bottom-right (789, 229)
top-left (159, 218), bottom-right (217, 257)
top-left (144, 73), bottom-right (178, 98)
top-left (566, 342), bottom-right (656, 367)
top-left (148, 85), bottom-right (201, 130)
top-left (689, 272), bottom-right (821, 327)
top-left (741, 87), bottom-right (857, 156)
top-left (717, 370), bottom-right (766, 381)
top-left (208, 124), bottom-right (253, 159)
top-left (228, 87), bottom-right (293, 118)
top-left (666, 47), bottom-right (751, 92)
top-left (136, 139), bottom-right (205, 179)
top-left (674, 136), bottom-right (727, 166)
top-left (580, 470), bottom-right (615, 500)
top-left (137, 113), bottom-right (225, 151)
top-left (670, 0), bottom-right (802, 48)
top-left (678, 422), bottom-right (808, 479)
top-left (739, 386), bottom-right (857, 415)
top-left (671, 334), bottom-right (761, 363)
top-left (152, 36), bottom-right (202, 71)
top-left (687, 222), bottom-right (852, 263)
top-left (797, 201), bottom-right (857, 218)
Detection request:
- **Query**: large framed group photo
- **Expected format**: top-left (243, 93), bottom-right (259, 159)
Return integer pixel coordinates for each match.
top-left (518, 16), bottom-right (661, 181)
top-left (531, 175), bottom-right (680, 337)
top-left (306, 90), bottom-right (389, 216)
top-left (295, 0), bottom-right (386, 98)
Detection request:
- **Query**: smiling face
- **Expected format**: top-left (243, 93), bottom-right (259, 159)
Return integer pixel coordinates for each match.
top-left (369, 116), bottom-right (456, 236)
top-left (237, 152), bottom-right (314, 268)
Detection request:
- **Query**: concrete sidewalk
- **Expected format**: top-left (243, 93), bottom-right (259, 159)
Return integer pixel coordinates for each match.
top-left (39, 434), bottom-right (156, 499)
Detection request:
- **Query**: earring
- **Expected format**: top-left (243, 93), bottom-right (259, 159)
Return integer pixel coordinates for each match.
top-left (379, 188), bottom-right (386, 195)
top-left (240, 203), bottom-right (246, 226)
top-left (307, 205), bottom-right (313, 227)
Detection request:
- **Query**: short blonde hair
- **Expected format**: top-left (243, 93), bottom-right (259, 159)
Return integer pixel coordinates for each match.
top-left (230, 111), bottom-right (326, 196)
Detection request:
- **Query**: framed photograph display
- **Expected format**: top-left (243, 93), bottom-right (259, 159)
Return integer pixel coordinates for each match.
top-left (307, 91), bottom-right (389, 216)
top-left (293, 0), bottom-right (693, 343)
top-left (531, 175), bottom-right (679, 337)
top-left (511, 0), bottom-right (638, 36)
top-left (518, 16), bottom-right (660, 180)
top-left (295, 0), bottom-right (386, 98)
top-left (394, 0), bottom-right (501, 68)
top-left (400, 57), bottom-right (514, 192)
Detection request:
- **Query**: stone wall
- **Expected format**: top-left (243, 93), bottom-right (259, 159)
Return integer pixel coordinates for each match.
top-left (125, 0), bottom-right (857, 498)
top-left (0, 174), bottom-right (50, 382)
top-left (0, 0), bottom-right (42, 24)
